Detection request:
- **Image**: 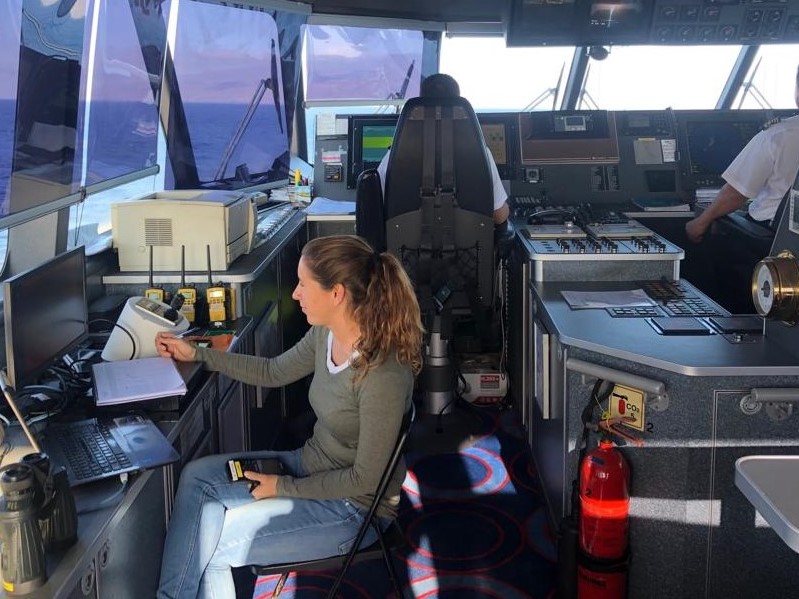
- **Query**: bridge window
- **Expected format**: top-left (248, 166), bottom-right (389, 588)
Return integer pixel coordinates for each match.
top-left (68, 0), bottom-right (166, 249)
top-left (734, 44), bottom-right (799, 109)
top-left (440, 36), bottom-right (574, 111)
top-left (581, 45), bottom-right (742, 109)
top-left (302, 24), bottom-right (425, 162)
top-left (0, 0), bottom-right (21, 265)
top-left (170, 2), bottom-right (291, 187)
top-left (67, 0), bottom-right (304, 251)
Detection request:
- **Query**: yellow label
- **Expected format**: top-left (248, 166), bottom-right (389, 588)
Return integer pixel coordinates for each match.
top-left (234, 461), bottom-right (243, 478)
top-left (3, 581), bottom-right (13, 592)
top-left (608, 384), bottom-right (645, 431)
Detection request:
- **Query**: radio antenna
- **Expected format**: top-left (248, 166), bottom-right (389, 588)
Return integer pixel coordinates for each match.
top-left (207, 245), bottom-right (213, 286)
top-left (145, 245), bottom-right (165, 302)
top-left (149, 245), bottom-right (155, 289)
top-left (181, 246), bottom-right (187, 288)
top-left (176, 245), bottom-right (197, 324)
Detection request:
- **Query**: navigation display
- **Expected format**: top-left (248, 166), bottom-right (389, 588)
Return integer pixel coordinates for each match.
top-left (519, 111), bottom-right (620, 164)
top-left (683, 118), bottom-right (761, 189)
top-left (346, 115), bottom-right (398, 188)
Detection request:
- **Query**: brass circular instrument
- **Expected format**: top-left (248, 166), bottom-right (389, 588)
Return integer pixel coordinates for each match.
top-left (751, 250), bottom-right (799, 325)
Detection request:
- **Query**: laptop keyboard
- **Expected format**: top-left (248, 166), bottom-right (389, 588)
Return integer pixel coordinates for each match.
top-left (48, 420), bottom-right (132, 482)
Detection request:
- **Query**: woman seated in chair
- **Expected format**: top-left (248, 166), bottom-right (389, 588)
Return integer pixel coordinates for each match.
top-left (155, 235), bottom-right (423, 599)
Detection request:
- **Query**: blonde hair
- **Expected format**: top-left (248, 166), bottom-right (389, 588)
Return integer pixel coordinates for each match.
top-left (301, 235), bottom-right (424, 377)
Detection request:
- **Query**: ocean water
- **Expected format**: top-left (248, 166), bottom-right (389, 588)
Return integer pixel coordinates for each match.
top-left (0, 98), bottom-right (289, 245)
top-left (0, 98), bottom-right (13, 211)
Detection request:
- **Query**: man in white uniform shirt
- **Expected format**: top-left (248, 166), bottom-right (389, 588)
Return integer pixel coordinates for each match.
top-left (685, 65), bottom-right (799, 242)
top-left (377, 73), bottom-right (510, 226)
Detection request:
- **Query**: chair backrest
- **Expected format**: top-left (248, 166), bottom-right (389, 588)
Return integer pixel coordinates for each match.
top-left (370, 95), bottom-right (495, 312)
top-left (355, 168), bottom-right (386, 253)
top-left (361, 402), bottom-right (415, 526)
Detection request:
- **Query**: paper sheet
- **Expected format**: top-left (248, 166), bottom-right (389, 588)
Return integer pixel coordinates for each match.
top-left (561, 289), bottom-right (656, 309)
top-left (304, 197), bottom-right (356, 215)
top-left (93, 357), bottom-right (187, 405)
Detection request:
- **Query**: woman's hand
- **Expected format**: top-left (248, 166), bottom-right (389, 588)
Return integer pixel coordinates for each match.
top-left (244, 472), bottom-right (279, 499)
top-left (155, 332), bottom-right (198, 362)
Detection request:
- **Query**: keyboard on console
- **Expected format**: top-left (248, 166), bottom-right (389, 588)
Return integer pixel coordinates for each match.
top-left (252, 203), bottom-right (298, 249)
top-left (607, 306), bottom-right (664, 318)
top-left (628, 279), bottom-right (726, 318)
top-left (639, 279), bottom-right (695, 301)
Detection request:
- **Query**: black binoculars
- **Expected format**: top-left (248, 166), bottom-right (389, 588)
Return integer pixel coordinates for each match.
top-left (0, 453), bottom-right (78, 595)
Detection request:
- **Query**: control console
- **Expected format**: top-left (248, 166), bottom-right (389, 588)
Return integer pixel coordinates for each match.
top-left (518, 221), bottom-right (681, 257)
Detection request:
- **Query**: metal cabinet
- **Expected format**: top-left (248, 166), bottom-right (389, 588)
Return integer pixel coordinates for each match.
top-left (93, 470), bottom-right (167, 598)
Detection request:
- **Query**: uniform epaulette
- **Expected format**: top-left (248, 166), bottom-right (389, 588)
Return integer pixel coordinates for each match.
top-left (761, 116), bottom-right (783, 130)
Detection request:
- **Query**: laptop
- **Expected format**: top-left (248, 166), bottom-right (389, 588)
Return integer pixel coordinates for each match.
top-left (39, 414), bottom-right (181, 487)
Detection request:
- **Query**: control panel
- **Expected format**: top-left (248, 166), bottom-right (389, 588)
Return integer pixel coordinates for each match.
top-left (518, 221), bottom-right (682, 258)
top-left (506, 0), bottom-right (799, 46)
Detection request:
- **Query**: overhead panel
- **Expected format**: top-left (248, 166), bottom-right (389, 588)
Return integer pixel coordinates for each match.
top-left (506, 0), bottom-right (799, 46)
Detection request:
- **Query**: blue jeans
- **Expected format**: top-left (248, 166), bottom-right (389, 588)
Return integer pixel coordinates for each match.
top-left (156, 449), bottom-right (376, 599)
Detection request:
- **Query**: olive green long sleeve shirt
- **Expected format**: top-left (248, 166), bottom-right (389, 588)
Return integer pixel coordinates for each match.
top-left (194, 326), bottom-right (413, 517)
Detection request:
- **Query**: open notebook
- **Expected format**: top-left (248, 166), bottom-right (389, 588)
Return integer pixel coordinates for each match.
top-left (92, 356), bottom-right (187, 406)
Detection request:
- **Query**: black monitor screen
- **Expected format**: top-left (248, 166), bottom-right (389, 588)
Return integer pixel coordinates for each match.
top-left (3, 247), bottom-right (88, 389)
top-left (519, 111), bottom-right (620, 164)
top-left (346, 115), bottom-right (399, 189)
top-left (683, 118), bottom-right (762, 189)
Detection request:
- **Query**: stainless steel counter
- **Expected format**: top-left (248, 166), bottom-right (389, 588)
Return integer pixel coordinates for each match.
top-left (532, 279), bottom-right (799, 376)
top-left (735, 455), bottom-right (799, 553)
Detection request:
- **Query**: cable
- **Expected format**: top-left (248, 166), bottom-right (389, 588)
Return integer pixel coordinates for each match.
top-left (578, 378), bottom-right (613, 465)
top-left (88, 318), bottom-right (137, 360)
top-left (527, 207), bottom-right (577, 224)
top-left (77, 473), bottom-right (130, 514)
top-left (0, 443), bottom-right (11, 467)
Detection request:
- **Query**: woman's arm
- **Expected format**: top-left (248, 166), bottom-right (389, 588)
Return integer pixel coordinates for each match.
top-left (159, 326), bottom-right (319, 388)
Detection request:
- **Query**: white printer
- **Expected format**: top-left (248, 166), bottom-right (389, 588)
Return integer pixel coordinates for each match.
top-left (112, 190), bottom-right (260, 272)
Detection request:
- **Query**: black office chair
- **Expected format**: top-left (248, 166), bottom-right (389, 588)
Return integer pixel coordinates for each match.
top-left (356, 95), bottom-right (498, 417)
top-left (355, 167), bottom-right (386, 253)
top-left (250, 402), bottom-right (416, 599)
top-left (383, 95), bottom-right (495, 315)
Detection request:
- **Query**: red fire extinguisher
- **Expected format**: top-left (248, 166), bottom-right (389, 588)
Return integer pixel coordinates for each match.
top-left (577, 437), bottom-right (630, 599)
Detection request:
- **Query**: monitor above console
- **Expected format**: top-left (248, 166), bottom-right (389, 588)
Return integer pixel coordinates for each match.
top-left (679, 109), bottom-right (796, 189)
top-left (346, 115), bottom-right (399, 189)
top-left (3, 247), bottom-right (88, 389)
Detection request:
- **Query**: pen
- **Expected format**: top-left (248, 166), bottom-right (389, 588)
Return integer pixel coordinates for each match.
top-left (174, 326), bottom-right (202, 339)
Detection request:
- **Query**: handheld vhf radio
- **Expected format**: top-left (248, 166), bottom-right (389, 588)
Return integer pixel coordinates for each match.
top-left (205, 245), bottom-right (227, 323)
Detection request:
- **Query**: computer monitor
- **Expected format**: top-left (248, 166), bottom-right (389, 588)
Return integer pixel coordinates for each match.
top-left (680, 113), bottom-right (765, 189)
top-left (346, 115), bottom-right (399, 189)
top-left (519, 110), bottom-right (620, 165)
top-left (3, 247), bottom-right (89, 389)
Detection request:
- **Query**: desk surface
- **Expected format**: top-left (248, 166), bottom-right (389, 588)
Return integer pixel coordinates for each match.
top-left (533, 279), bottom-right (799, 376)
top-left (735, 456), bottom-right (799, 553)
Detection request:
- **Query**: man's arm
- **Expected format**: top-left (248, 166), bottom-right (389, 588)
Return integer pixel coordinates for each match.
top-left (493, 201), bottom-right (509, 225)
top-left (685, 183), bottom-right (748, 243)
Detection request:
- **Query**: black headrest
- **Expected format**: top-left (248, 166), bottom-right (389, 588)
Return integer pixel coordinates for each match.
top-left (383, 95), bottom-right (493, 220)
